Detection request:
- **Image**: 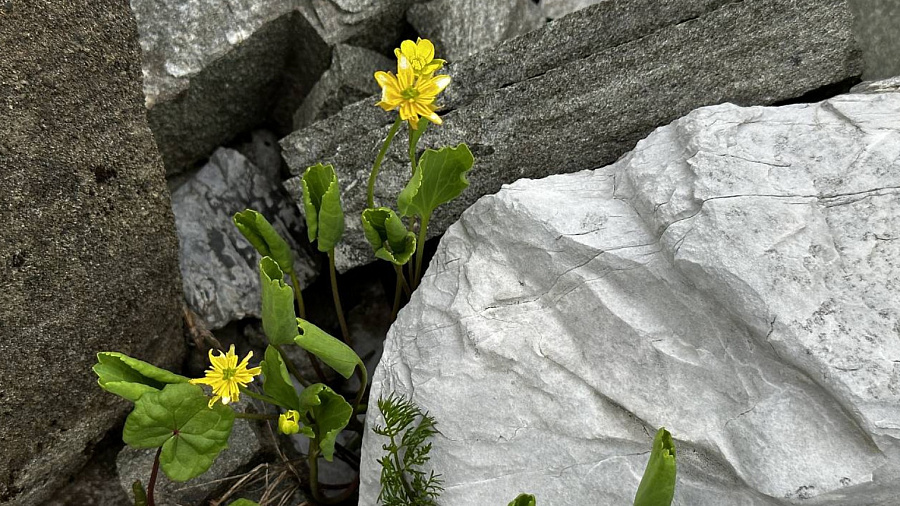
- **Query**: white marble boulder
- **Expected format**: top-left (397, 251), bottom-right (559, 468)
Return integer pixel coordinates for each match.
top-left (360, 89), bottom-right (900, 504)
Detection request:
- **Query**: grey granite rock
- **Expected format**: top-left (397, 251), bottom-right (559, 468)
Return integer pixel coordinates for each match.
top-left (117, 416), bottom-right (263, 505)
top-left (540, 0), bottom-right (606, 20)
top-left (282, 0), bottom-right (864, 272)
top-left (294, 45), bottom-right (394, 130)
top-left (360, 91), bottom-right (900, 504)
top-left (851, 76), bottom-right (900, 94)
top-left (407, 0), bottom-right (545, 61)
top-left (172, 143), bottom-right (318, 330)
top-left (849, 0), bottom-right (900, 80)
top-left (0, 1), bottom-right (185, 503)
top-left (132, 0), bottom-right (418, 174)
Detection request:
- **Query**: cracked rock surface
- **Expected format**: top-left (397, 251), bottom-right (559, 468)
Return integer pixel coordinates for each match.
top-left (360, 91), bottom-right (900, 504)
top-left (171, 136), bottom-right (318, 330)
top-left (281, 0), bottom-right (863, 272)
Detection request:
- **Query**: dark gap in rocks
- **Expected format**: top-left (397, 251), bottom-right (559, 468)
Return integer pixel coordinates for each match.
top-left (46, 423), bottom-right (128, 506)
top-left (772, 76), bottom-right (862, 106)
top-left (91, 165), bottom-right (117, 184)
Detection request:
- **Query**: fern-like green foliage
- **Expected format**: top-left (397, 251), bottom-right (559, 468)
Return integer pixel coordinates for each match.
top-left (373, 394), bottom-right (444, 506)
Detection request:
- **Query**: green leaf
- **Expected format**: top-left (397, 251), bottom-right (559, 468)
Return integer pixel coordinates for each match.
top-left (260, 345), bottom-right (300, 410)
top-left (294, 319), bottom-right (362, 379)
top-left (633, 428), bottom-right (677, 506)
top-left (93, 352), bottom-right (189, 402)
top-left (508, 494), bottom-right (536, 506)
top-left (361, 207), bottom-right (417, 265)
top-left (302, 163), bottom-right (345, 252)
top-left (260, 257), bottom-right (299, 346)
top-left (227, 500), bottom-right (259, 506)
top-left (123, 383), bottom-right (235, 482)
top-left (233, 209), bottom-right (295, 275)
top-left (397, 144), bottom-right (474, 219)
top-left (299, 383), bottom-right (353, 461)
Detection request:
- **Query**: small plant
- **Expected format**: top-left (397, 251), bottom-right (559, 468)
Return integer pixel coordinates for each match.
top-left (373, 394), bottom-right (443, 505)
top-left (92, 36), bottom-right (471, 506)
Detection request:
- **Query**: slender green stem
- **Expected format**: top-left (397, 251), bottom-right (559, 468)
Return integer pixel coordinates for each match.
top-left (328, 249), bottom-right (351, 346)
top-left (274, 344), bottom-right (319, 386)
top-left (391, 432), bottom-right (415, 499)
top-left (413, 213), bottom-right (430, 289)
top-left (391, 267), bottom-right (403, 321)
top-left (235, 412), bottom-right (279, 421)
top-left (352, 365), bottom-right (368, 417)
top-left (394, 263), bottom-right (411, 297)
top-left (408, 123), bottom-right (418, 175)
top-left (289, 271), bottom-right (307, 320)
top-left (239, 386), bottom-right (286, 407)
top-left (367, 117), bottom-right (403, 209)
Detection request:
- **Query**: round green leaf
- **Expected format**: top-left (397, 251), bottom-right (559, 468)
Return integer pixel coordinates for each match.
top-left (397, 144), bottom-right (474, 219)
top-left (233, 209), bottom-right (295, 275)
top-left (93, 352), bottom-right (189, 402)
top-left (260, 345), bottom-right (300, 410)
top-left (294, 319), bottom-right (362, 380)
top-left (123, 383), bottom-right (235, 482)
top-left (633, 427), bottom-right (676, 506)
top-left (302, 163), bottom-right (345, 252)
top-left (260, 257), bottom-right (299, 346)
top-left (509, 493), bottom-right (536, 506)
top-left (298, 383), bottom-right (353, 462)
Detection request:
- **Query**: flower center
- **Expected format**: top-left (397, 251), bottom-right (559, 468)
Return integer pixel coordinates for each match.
top-left (222, 367), bottom-right (237, 380)
top-left (401, 87), bottom-right (420, 100)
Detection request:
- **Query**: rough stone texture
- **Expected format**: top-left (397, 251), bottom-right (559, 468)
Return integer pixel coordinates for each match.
top-left (117, 416), bottom-right (263, 505)
top-left (172, 139), bottom-right (318, 330)
top-left (848, 0), bottom-right (900, 80)
top-left (407, 0), bottom-right (545, 61)
top-left (851, 76), bottom-right (900, 94)
top-left (282, 0), bottom-right (863, 272)
top-left (0, 1), bottom-right (185, 504)
top-left (293, 44), bottom-right (394, 130)
top-left (360, 92), bottom-right (900, 504)
top-left (132, 0), bottom-right (419, 174)
top-left (540, 0), bottom-right (606, 20)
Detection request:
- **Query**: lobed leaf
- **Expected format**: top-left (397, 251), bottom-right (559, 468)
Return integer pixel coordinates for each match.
top-left (509, 494), bottom-right (536, 506)
top-left (260, 345), bottom-right (300, 411)
top-left (93, 352), bottom-right (189, 402)
top-left (397, 144), bottom-right (474, 220)
top-left (228, 500), bottom-right (260, 506)
top-left (361, 207), bottom-right (417, 265)
top-left (259, 257), bottom-right (299, 346)
top-left (633, 427), bottom-right (677, 506)
top-left (302, 163), bottom-right (345, 252)
top-left (123, 383), bottom-right (234, 482)
top-left (233, 209), bottom-right (295, 275)
top-left (298, 383), bottom-right (353, 461)
top-left (294, 319), bottom-right (363, 380)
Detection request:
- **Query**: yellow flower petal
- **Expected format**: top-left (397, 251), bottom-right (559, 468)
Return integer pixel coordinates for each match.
top-left (416, 38), bottom-right (435, 62)
top-left (400, 39), bottom-right (418, 60)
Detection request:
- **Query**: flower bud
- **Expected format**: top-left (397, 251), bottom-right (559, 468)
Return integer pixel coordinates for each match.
top-left (278, 410), bottom-right (301, 435)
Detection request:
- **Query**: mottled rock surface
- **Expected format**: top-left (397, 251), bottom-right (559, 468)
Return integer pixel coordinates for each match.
top-left (293, 44), bottom-right (394, 130)
top-left (360, 92), bottom-right (900, 504)
top-left (0, 1), bottom-right (185, 503)
top-left (851, 76), bottom-right (900, 94)
top-left (282, 0), bottom-right (863, 272)
top-left (849, 0), bottom-right (900, 80)
top-left (539, 0), bottom-right (606, 20)
top-left (132, 0), bottom-right (419, 174)
top-left (172, 140), bottom-right (318, 330)
top-left (407, 0), bottom-right (545, 61)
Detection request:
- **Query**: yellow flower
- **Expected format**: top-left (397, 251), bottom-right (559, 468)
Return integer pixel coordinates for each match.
top-left (374, 56), bottom-right (451, 130)
top-left (394, 38), bottom-right (445, 77)
top-left (278, 410), bottom-right (301, 435)
top-left (190, 345), bottom-right (262, 408)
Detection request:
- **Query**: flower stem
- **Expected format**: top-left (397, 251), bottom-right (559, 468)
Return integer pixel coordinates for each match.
top-left (274, 344), bottom-right (319, 387)
top-left (328, 249), bottom-right (351, 346)
top-left (352, 365), bottom-right (368, 417)
top-left (391, 265), bottom-right (404, 321)
top-left (235, 412), bottom-right (279, 420)
top-left (409, 123), bottom-right (419, 175)
top-left (413, 213), bottom-right (430, 289)
top-left (367, 117), bottom-right (403, 209)
top-left (289, 270), bottom-right (307, 320)
top-left (239, 386), bottom-right (286, 407)
top-left (147, 446), bottom-right (161, 506)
